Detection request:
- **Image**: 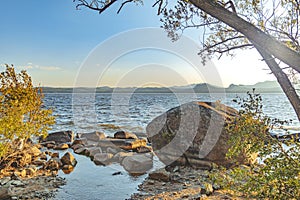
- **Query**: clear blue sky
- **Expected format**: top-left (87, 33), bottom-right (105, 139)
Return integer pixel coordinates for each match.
top-left (0, 1), bottom-right (275, 87)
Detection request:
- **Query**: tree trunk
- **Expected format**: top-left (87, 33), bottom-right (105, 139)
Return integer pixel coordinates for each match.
top-left (255, 46), bottom-right (300, 121)
top-left (189, 0), bottom-right (300, 73)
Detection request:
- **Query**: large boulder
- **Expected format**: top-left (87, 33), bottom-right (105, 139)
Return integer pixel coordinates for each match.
top-left (147, 101), bottom-right (254, 168)
top-left (41, 131), bottom-right (74, 144)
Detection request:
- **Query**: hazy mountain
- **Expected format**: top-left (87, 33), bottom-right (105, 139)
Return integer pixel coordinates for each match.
top-left (42, 80), bottom-right (283, 93)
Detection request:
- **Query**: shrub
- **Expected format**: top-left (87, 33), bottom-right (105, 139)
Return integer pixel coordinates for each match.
top-left (210, 90), bottom-right (300, 199)
top-left (0, 64), bottom-right (55, 161)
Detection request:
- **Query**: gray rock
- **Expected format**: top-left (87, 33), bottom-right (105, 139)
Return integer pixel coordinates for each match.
top-left (0, 177), bottom-right (11, 186)
top-left (88, 147), bottom-right (103, 160)
top-left (149, 168), bottom-right (170, 182)
top-left (53, 143), bottom-right (69, 150)
top-left (79, 131), bottom-right (106, 142)
top-left (41, 130), bottom-right (74, 144)
top-left (147, 101), bottom-right (255, 167)
top-left (113, 152), bottom-right (134, 163)
top-left (114, 131), bottom-right (138, 139)
top-left (60, 152), bottom-right (77, 167)
top-left (93, 153), bottom-right (113, 165)
top-left (121, 153), bottom-right (153, 174)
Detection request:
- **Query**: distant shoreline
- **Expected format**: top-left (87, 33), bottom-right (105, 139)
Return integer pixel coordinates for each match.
top-left (41, 80), bottom-right (284, 94)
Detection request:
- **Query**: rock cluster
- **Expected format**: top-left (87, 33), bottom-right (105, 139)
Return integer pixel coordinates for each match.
top-left (131, 166), bottom-right (243, 200)
top-left (0, 175), bottom-right (66, 200)
top-left (42, 130), bottom-right (153, 175)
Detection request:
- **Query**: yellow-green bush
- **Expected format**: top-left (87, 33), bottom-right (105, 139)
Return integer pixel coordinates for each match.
top-left (210, 91), bottom-right (300, 199)
top-left (0, 65), bottom-right (55, 160)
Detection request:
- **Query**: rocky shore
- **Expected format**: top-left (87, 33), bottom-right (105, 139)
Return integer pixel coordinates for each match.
top-left (0, 101), bottom-right (253, 199)
top-left (130, 166), bottom-right (245, 200)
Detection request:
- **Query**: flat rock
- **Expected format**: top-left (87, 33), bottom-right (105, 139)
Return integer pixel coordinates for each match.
top-left (114, 131), bottom-right (138, 140)
top-left (121, 153), bottom-right (153, 175)
top-left (93, 153), bottom-right (113, 166)
top-left (53, 143), bottom-right (69, 150)
top-left (41, 130), bottom-right (74, 144)
top-left (149, 168), bottom-right (170, 182)
top-left (79, 131), bottom-right (106, 142)
top-left (113, 152), bottom-right (134, 163)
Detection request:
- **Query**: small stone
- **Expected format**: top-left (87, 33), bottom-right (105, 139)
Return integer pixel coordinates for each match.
top-left (121, 153), bottom-right (153, 175)
top-left (53, 143), bottom-right (69, 150)
top-left (61, 152), bottom-right (77, 167)
top-left (149, 168), bottom-right (170, 182)
top-left (79, 131), bottom-right (106, 142)
top-left (51, 152), bottom-right (60, 158)
top-left (93, 153), bottom-right (113, 166)
top-left (112, 171), bottom-right (122, 176)
top-left (135, 146), bottom-right (152, 153)
top-left (114, 131), bottom-right (138, 139)
top-left (74, 147), bottom-right (88, 155)
top-left (0, 177), bottom-right (11, 185)
top-left (10, 180), bottom-right (24, 186)
top-left (62, 165), bottom-right (74, 174)
top-left (71, 144), bottom-right (84, 151)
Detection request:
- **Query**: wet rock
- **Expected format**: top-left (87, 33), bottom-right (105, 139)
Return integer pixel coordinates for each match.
top-left (149, 168), bottom-right (170, 182)
top-left (114, 131), bottom-right (138, 140)
top-left (60, 152), bottom-right (77, 167)
top-left (113, 152), bottom-right (134, 163)
top-left (62, 165), bottom-right (74, 174)
top-left (121, 153), bottom-right (153, 175)
top-left (135, 146), bottom-right (152, 153)
top-left (79, 131), bottom-right (106, 142)
top-left (41, 130), bottom-right (74, 144)
top-left (44, 158), bottom-right (62, 171)
top-left (120, 139), bottom-right (147, 150)
top-left (51, 152), bottom-right (60, 158)
top-left (106, 147), bottom-right (121, 154)
top-left (53, 143), bottom-right (69, 150)
top-left (88, 147), bottom-right (103, 160)
top-left (147, 101), bottom-right (255, 168)
top-left (93, 153), bottom-right (113, 165)
top-left (71, 144), bottom-right (84, 151)
top-left (74, 147), bottom-right (88, 155)
top-left (72, 138), bottom-right (86, 146)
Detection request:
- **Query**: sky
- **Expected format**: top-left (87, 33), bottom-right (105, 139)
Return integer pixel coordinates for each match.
top-left (0, 0), bottom-right (276, 88)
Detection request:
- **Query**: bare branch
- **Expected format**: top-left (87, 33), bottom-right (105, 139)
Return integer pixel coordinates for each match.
top-left (117, 0), bottom-right (134, 14)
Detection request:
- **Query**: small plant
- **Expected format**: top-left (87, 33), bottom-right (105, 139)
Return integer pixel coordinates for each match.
top-left (0, 65), bottom-right (55, 163)
top-left (210, 90), bottom-right (300, 199)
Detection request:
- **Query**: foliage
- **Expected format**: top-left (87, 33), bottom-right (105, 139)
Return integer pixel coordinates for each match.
top-left (0, 65), bottom-right (55, 160)
top-left (210, 91), bottom-right (300, 199)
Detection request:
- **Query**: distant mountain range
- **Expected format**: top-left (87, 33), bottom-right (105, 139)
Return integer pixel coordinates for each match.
top-left (42, 80), bottom-right (284, 93)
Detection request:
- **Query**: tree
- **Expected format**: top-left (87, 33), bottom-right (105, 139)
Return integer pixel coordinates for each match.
top-left (0, 65), bottom-right (55, 163)
top-left (72, 0), bottom-right (300, 121)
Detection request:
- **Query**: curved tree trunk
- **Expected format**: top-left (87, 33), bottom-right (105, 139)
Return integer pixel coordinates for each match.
top-left (190, 0), bottom-right (300, 121)
top-left (255, 46), bottom-right (300, 121)
top-left (189, 0), bottom-right (300, 74)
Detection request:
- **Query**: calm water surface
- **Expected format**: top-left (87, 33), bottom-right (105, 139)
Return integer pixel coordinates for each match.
top-left (43, 93), bottom-right (299, 200)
